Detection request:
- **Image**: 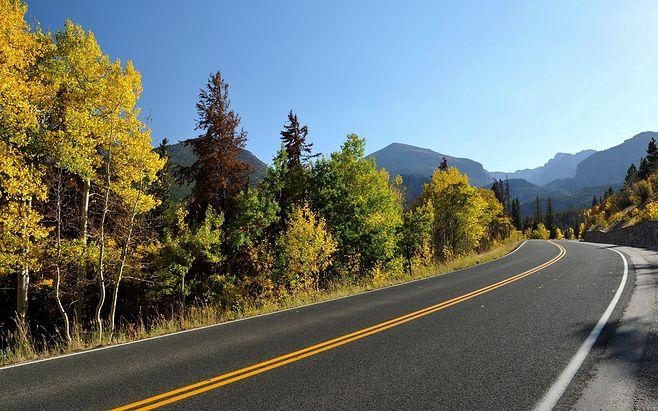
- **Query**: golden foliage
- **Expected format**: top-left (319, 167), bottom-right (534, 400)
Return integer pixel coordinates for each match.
top-left (277, 203), bottom-right (337, 292)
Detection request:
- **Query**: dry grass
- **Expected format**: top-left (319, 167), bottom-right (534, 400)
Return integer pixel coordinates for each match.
top-left (0, 237), bottom-right (522, 367)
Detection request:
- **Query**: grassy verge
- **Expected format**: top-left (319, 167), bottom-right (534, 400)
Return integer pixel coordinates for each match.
top-left (1, 237), bottom-right (522, 367)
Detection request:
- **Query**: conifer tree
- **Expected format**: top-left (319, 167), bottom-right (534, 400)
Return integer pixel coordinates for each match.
top-left (505, 177), bottom-right (511, 215)
top-left (179, 71), bottom-right (253, 221)
top-left (533, 196), bottom-right (543, 229)
top-left (278, 111), bottom-right (313, 215)
top-left (439, 156), bottom-right (448, 172)
top-left (638, 137), bottom-right (658, 179)
top-left (280, 111), bottom-right (313, 167)
top-left (511, 198), bottom-right (522, 230)
top-left (544, 198), bottom-right (555, 238)
top-left (149, 138), bottom-right (175, 235)
top-left (624, 163), bottom-right (638, 187)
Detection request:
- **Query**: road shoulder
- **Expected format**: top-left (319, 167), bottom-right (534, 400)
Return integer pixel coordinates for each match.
top-left (575, 244), bottom-right (658, 410)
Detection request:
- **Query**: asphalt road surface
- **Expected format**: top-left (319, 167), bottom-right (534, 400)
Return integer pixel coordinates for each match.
top-left (0, 240), bottom-right (632, 410)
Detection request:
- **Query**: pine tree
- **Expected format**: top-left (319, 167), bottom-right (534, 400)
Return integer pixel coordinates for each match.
top-left (278, 111), bottom-right (313, 215)
top-left (533, 196), bottom-right (543, 229)
top-left (638, 137), bottom-right (658, 179)
top-left (504, 177), bottom-right (511, 215)
top-left (544, 198), bottom-right (555, 238)
top-left (624, 163), bottom-right (638, 187)
top-left (178, 71), bottom-right (253, 221)
top-left (647, 137), bottom-right (658, 168)
top-left (491, 180), bottom-right (505, 205)
top-left (149, 138), bottom-right (175, 235)
top-left (592, 196), bottom-right (598, 207)
top-left (511, 198), bottom-right (522, 230)
top-left (439, 157), bottom-right (448, 171)
top-left (280, 111), bottom-right (313, 167)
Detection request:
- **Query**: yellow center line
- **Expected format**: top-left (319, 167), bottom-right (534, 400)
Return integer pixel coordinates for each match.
top-left (112, 241), bottom-right (566, 411)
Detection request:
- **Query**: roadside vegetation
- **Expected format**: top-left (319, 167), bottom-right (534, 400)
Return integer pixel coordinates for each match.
top-left (1, 1), bottom-right (519, 365)
top-left (584, 137), bottom-right (658, 231)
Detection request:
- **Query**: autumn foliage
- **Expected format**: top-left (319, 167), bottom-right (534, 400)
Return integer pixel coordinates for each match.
top-left (0, 1), bottom-right (516, 357)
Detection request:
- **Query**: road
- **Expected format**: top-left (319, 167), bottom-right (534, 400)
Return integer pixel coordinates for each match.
top-left (0, 240), bottom-right (632, 410)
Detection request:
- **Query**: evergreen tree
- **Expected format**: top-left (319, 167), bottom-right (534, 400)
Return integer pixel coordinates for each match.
top-left (278, 111), bottom-right (313, 215)
top-left (491, 180), bottom-right (505, 205)
top-left (624, 163), bottom-right (638, 187)
top-left (149, 138), bottom-right (175, 235)
top-left (647, 137), bottom-right (658, 169)
top-left (505, 177), bottom-right (511, 215)
top-left (178, 71), bottom-right (253, 221)
top-left (592, 196), bottom-right (598, 207)
top-left (533, 196), bottom-right (543, 229)
top-left (638, 137), bottom-right (658, 179)
top-left (511, 198), bottom-right (522, 230)
top-left (439, 156), bottom-right (448, 171)
top-left (280, 111), bottom-right (313, 167)
top-left (544, 198), bottom-right (555, 238)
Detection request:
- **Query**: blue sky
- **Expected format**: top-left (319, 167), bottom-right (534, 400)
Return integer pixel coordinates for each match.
top-left (26, 1), bottom-right (658, 172)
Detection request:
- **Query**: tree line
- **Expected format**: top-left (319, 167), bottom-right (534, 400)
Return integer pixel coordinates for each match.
top-left (0, 1), bottom-right (514, 352)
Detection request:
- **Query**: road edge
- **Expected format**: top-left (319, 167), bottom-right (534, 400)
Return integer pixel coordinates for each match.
top-left (573, 243), bottom-right (658, 410)
top-left (534, 243), bottom-right (629, 411)
top-left (0, 240), bottom-right (528, 372)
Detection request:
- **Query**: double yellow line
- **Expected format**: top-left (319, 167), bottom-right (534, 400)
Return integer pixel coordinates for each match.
top-left (113, 241), bottom-right (566, 410)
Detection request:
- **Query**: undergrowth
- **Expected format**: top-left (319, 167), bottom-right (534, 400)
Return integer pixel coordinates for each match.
top-left (1, 237), bottom-right (522, 367)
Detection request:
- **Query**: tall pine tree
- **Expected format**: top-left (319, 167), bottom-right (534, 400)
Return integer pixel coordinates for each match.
top-left (179, 71), bottom-right (253, 221)
top-left (511, 198), bottom-right (521, 230)
top-left (544, 198), bottom-right (555, 238)
top-left (638, 137), bottom-right (658, 179)
top-left (533, 196), bottom-right (543, 229)
top-left (279, 111), bottom-right (313, 215)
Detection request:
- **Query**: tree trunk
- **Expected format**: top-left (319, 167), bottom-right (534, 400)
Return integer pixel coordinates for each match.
top-left (16, 267), bottom-right (28, 331)
top-left (109, 189), bottom-right (140, 337)
top-left (95, 148), bottom-right (112, 341)
top-left (54, 172), bottom-right (72, 345)
top-left (55, 265), bottom-right (72, 345)
top-left (16, 197), bottom-right (33, 337)
top-left (74, 178), bottom-right (91, 326)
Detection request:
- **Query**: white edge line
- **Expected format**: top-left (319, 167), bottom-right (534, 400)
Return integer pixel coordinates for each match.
top-left (0, 240), bottom-right (528, 371)
top-left (533, 246), bottom-right (629, 411)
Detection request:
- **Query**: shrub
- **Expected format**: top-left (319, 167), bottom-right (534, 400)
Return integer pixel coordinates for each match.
top-left (529, 223), bottom-right (550, 239)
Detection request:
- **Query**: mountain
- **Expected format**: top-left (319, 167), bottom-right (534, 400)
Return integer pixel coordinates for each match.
top-left (562, 131), bottom-right (658, 189)
top-left (490, 150), bottom-right (596, 186)
top-left (367, 143), bottom-right (493, 187)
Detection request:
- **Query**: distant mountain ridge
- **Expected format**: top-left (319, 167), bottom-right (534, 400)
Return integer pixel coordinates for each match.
top-left (569, 131), bottom-right (658, 189)
top-left (161, 131), bottom-right (657, 214)
top-left (490, 150), bottom-right (596, 186)
top-left (366, 143), bottom-right (493, 187)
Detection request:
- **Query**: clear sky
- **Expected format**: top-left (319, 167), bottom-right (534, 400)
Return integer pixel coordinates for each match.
top-left (25, 0), bottom-right (658, 172)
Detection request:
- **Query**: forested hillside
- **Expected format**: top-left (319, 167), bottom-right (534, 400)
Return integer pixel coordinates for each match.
top-left (0, 1), bottom-right (515, 362)
top-left (584, 136), bottom-right (658, 232)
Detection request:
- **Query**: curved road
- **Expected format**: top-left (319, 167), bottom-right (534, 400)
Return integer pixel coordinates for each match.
top-left (0, 240), bottom-right (632, 410)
